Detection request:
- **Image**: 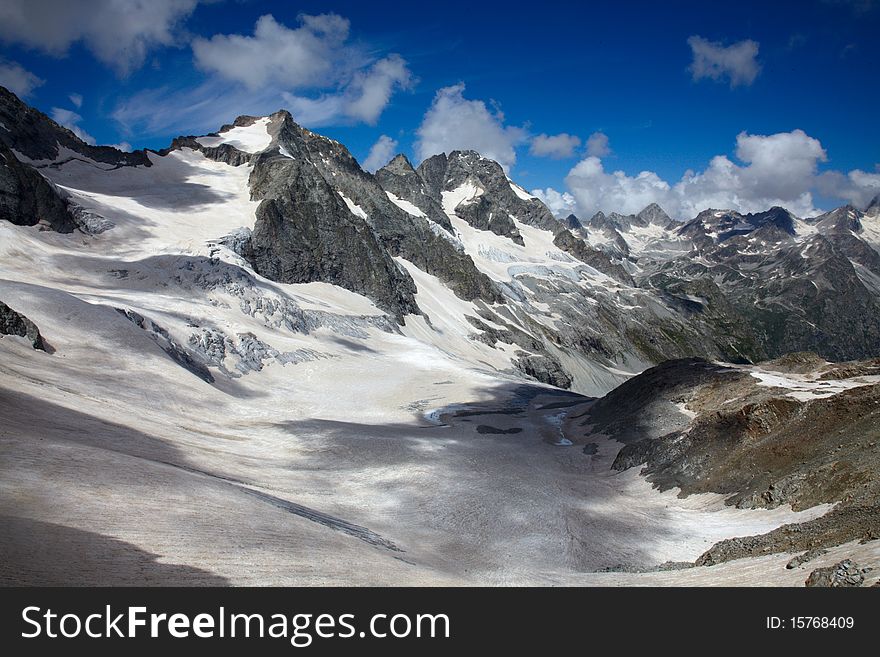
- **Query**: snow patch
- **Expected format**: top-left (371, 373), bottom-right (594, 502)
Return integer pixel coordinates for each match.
top-left (508, 180), bottom-right (536, 201)
top-left (385, 191), bottom-right (426, 218)
top-left (196, 117), bottom-right (272, 154)
top-left (442, 182), bottom-right (483, 215)
top-left (338, 192), bottom-right (369, 220)
top-left (750, 369), bottom-right (880, 401)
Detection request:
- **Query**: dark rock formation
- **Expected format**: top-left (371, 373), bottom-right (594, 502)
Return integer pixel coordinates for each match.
top-left (0, 142), bottom-right (77, 232)
top-left (513, 352), bottom-right (572, 389)
top-left (0, 86), bottom-right (149, 167)
top-left (374, 154), bottom-right (453, 231)
top-left (786, 548), bottom-right (828, 569)
top-left (239, 111), bottom-right (501, 320)
top-left (805, 560), bottom-right (871, 587)
top-left (0, 301), bottom-right (48, 351)
top-left (160, 136), bottom-right (253, 167)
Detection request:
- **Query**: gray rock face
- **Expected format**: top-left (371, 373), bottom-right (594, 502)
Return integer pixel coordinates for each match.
top-left (411, 150), bottom-right (561, 243)
top-left (786, 548), bottom-right (828, 569)
top-left (553, 229), bottom-right (634, 285)
top-left (161, 136), bottom-right (253, 167)
top-left (0, 142), bottom-right (77, 232)
top-left (637, 203), bottom-right (673, 227)
top-left (239, 112), bottom-right (500, 321)
top-left (513, 352), bottom-right (572, 389)
top-left (247, 161), bottom-right (419, 322)
top-left (805, 560), bottom-right (870, 587)
top-left (562, 214), bottom-right (582, 230)
top-left (0, 86), bottom-right (149, 167)
top-left (187, 326), bottom-right (329, 377)
top-left (374, 154), bottom-right (453, 231)
top-left (0, 300), bottom-right (48, 351)
top-left (647, 229), bottom-right (880, 362)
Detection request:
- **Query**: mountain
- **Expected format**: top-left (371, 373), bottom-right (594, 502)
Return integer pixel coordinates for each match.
top-left (573, 354), bottom-right (880, 567)
top-left (1, 86), bottom-right (879, 586)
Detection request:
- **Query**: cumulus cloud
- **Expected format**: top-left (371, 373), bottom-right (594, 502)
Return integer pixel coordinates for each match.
top-left (415, 84), bottom-right (527, 171)
top-left (282, 54), bottom-right (411, 126)
top-left (688, 35), bottom-right (761, 87)
top-left (543, 129), bottom-right (863, 220)
top-left (585, 131), bottom-right (611, 157)
top-left (193, 14), bottom-right (351, 90)
top-left (362, 135), bottom-right (399, 172)
top-left (532, 188), bottom-right (578, 217)
top-left (565, 157), bottom-right (675, 218)
top-left (0, 0), bottom-right (201, 75)
top-left (114, 13), bottom-right (411, 135)
top-left (672, 129), bottom-right (826, 217)
top-left (192, 14), bottom-right (410, 127)
top-left (817, 168), bottom-right (880, 208)
top-left (0, 58), bottom-right (43, 97)
top-left (50, 107), bottom-right (96, 145)
top-left (530, 133), bottom-right (581, 159)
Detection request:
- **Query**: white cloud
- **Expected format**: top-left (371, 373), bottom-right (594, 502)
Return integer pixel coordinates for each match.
top-left (565, 157), bottom-right (676, 218)
top-left (362, 135), bottom-right (399, 173)
top-left (50, 107), bottom-right (96, 145)
top-left (585, 131), bottom-right (611, 157)
top-left (282, 54), bottom-right (411, 126)
top-left (68, 92), bottom-right (82, 108)
top-left (414, 84), bottom-right (527, 171)
top-left (530, 132), bottom-right (580, 159)
top-left (532, 188), bottom-right (577, 217)
top-left (113, 14), bottom-right (410, 136)
top-left (688, 35), bottom-right (761, 88)
top-left (0, 0), bottom-right (202, 75)
top-left (191, 14), bottom-right (410, 127)
top-left (109, 141), bottom-right (132, 152)
top-left (554, 129), bottom-right (839, 220)
top-left (342, 55), bottom-right (411, 124)
top-left (673, 129), bottom-right (825, 217)
top-left (0, 58), bottom-right (43, 97)
top-left (817, 168), bottom-right (880, 208)
top-left (193, 14), bottom-right (351, 90)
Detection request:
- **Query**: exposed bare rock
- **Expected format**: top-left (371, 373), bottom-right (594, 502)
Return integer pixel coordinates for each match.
top-left (0, 300), bottom-right (48, 351)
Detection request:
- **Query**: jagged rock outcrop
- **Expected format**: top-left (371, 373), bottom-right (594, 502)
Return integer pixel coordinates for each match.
top-left (553, 229), bottom-right (634, 285)
top-left (374, 154), bottom-right (453, 231)
top-left (1, 141), bottom-right (78, 232)
top-left (161, 135), bottom-right (253, 167)
top-left (576, 355), bottom-right (880, 560)
top-left (805, 560), bottom-right (871, 587)
top-left (412, 150), bottom-right (562, 241)
top-left (0, 300), bottom-right (48, 351)
top-left (513, 352), bottom-right (572, 389)
top-left (563, 214), bottom-right (582, 230)
top-left (240, 112), bottom-right (501, 321)
top-left (0, 86), bottom-right (149, 167)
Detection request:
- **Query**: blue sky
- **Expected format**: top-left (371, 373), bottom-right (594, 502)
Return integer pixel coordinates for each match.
top-left (0, 0), bottom-right (878, 218)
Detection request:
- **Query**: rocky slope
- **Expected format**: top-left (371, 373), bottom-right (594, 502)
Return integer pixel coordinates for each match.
top-left (569, 354), bottom-right (880, 566)
top-left (5, 86), bottom-right (880, 393)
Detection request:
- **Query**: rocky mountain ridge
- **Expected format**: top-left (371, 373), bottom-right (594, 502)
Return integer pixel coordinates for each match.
top-left (3, 86), bottom-right (880, 394)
